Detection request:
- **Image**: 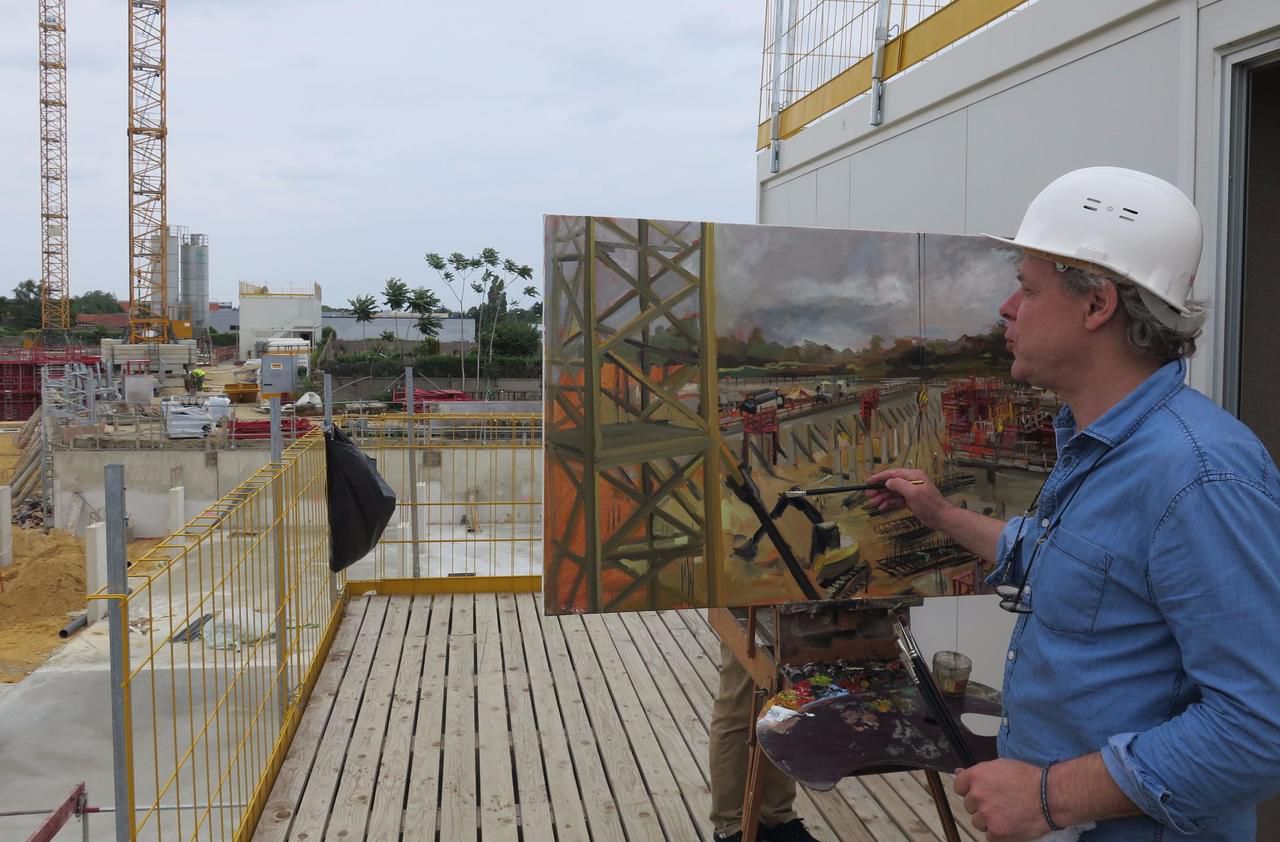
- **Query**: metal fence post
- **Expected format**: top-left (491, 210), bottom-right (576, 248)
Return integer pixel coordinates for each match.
top-left (322, 373), bottom-right (333, 432)
top-left (104, 464), bottom-right (136, 840)
top-left (270, 398), bottom-right (288, 725)
top-left (323, 373), bottom-right (337, 605)
top-left (405, 367), bottom-right (422, 579)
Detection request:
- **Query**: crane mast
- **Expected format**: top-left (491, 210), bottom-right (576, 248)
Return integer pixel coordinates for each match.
top-left (38, 0), bottom-right (71, 333)
top-left (127, 0), bottom-right (169, 343)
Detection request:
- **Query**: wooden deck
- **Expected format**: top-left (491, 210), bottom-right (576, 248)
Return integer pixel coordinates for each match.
top-left (253, 594), bottom-right (982, 842)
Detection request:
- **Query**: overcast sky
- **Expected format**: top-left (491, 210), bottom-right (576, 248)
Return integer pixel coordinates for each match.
top-left (0, 0), bottom-right (761, 309)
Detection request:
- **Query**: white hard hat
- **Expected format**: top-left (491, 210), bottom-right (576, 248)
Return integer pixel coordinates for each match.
top-left (983, 167), bottom-right (1204, 332)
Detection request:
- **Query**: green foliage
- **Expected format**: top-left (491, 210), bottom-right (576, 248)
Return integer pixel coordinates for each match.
top-left (382, 277), bottom-right (409, 313)
top-left (72, 290), bottom-right (123, 315)
top-left (489, 319), bottom-right (541, 357)
top-left (208, 327), bottom-right (239, 347)
top-left (379, 330), bottom-right (398, 343)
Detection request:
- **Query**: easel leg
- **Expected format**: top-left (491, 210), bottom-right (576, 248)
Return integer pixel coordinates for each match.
top-left (740, 688), bottom-right (767, 842)
top-left (924, 769), bottom-right (963, 842)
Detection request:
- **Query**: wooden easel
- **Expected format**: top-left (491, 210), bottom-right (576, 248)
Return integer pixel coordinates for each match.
top-left (711, 605), bottom-right (965, 842)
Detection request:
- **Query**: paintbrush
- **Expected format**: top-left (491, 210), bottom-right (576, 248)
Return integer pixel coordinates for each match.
top-left (784, 480), bottom-right (925, 498)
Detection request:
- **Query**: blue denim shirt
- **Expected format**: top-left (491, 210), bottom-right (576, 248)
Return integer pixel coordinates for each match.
top-left (987, 359), bottom-right (1280, 841)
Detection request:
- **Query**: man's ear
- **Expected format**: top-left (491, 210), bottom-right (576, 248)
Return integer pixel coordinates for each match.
top-left (1082, 282), bottom-right (1120, 332)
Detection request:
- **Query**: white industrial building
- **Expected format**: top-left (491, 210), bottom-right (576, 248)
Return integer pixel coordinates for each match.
top-left (320, 311), bottom-right (477, 351)
top-left (757, 2), bottom-right (1280, 829)
top-left (236, 282), bottom-right (323, 359)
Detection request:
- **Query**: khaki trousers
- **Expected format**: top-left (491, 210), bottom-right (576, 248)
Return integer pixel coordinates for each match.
top-left (709, 642), bottom-right (799, 836)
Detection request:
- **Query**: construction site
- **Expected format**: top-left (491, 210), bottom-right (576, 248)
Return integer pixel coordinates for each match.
top-left (3, 0), bottom-right (1280, 840)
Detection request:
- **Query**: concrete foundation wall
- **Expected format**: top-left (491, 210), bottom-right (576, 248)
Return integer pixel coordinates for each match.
top-left (370, 447), bottom-right (543, 526)
top-left (53, 449), bottom-right (273, 537)
top-left (53, 444), bottom-right (543, 537)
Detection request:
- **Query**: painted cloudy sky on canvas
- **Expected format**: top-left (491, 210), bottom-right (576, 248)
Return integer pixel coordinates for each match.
top-left (714, 223), bottom-right (1018, 350)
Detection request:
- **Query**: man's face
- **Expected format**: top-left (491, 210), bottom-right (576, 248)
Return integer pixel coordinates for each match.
top-left (997, 254), bottom-right (1089, 387)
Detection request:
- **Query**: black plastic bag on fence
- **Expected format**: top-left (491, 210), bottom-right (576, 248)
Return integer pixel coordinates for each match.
top-left (325, 424), bottom-right (397, 572)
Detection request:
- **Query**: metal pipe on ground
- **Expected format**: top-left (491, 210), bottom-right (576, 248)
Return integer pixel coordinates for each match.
top-left (58, 612), bottom-right (88, 638)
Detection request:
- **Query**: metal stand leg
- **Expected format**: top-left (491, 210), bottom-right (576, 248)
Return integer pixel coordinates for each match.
top-left (924, 769), bottom-right (963, 842)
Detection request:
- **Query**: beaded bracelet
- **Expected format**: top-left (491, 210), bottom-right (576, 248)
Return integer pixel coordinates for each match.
top-left (1040, 762), bottom-right (1064, 832)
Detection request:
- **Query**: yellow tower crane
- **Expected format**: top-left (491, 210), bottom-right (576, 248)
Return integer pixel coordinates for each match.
top-left (38, 0), bottom-right (71, 334)
top-left (127, 0), bottom-right (170, 343)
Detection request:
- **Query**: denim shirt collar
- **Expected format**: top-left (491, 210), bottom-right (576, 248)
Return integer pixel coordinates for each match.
top-left (1051, 358), bottom-right (1188, 454)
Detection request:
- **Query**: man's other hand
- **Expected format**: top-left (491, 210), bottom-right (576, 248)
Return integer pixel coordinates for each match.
top-left (953, 759), bottom-right (1051, 842)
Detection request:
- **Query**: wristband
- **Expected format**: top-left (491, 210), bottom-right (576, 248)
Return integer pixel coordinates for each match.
top-left (1040, 762), bottom-right (1064, 832)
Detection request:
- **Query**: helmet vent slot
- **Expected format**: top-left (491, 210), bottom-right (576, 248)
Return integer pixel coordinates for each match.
top-left (1122, 207), bottom-right (1139, 215)
top-left (1082, 204), bottom-right (1098, 211)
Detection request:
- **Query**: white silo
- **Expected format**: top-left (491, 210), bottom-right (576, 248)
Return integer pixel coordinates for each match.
top-left (181, 233), bottom-right (210, 328)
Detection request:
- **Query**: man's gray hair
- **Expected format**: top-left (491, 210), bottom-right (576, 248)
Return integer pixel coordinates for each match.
top-left (1057, 265), bottom-right (1206, 362)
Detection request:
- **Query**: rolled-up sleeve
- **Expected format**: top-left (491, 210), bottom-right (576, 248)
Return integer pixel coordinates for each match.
top-left (1101, 477), bottom-right (1280, 833)
top-left (984, 514), bottom-right (1027, 586)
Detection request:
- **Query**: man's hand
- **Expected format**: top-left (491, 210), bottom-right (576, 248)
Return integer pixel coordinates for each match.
top-left (865, 468), bottom-right (950, 530)
top-left (953, 759), bottom-right (1050, 842)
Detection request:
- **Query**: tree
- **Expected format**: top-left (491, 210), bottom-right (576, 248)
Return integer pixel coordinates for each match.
top-left (382, 277), bottom-right (409, 345)
top-left (72, 290), bottom-right (123, 315)
top-left (380, 329), bottom-right (398, 344)
top-left (409, 287), bottom-right (443, 341)
top-left (348, 294), bottom-right (377, 342)
top-left (426, 249), bottom-right (499, 390)
top-left (490, 319), bottom-right (541, 357)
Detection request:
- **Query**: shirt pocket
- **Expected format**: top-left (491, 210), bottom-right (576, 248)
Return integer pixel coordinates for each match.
top-left (1030, 524), bottom-right (1114, 635)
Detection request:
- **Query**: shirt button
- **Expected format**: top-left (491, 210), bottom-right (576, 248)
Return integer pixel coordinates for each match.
top-left (1040, 518), bottom-right (1050, 528)
top-left (1002, 716), bottom-right (1009, 727)
top-left (1007, 649), bottom-right (1016, 661)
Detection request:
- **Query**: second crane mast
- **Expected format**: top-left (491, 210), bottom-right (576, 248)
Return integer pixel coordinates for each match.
top-left (127, 0), bottom-right (169, 343)
top-left (38, 0), bottom-right (71, 332)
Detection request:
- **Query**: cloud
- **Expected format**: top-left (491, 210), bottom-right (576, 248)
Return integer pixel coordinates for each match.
top-left (0, 0), bottom-right (760, 305)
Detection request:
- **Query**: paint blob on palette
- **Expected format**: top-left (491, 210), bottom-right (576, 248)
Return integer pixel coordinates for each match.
top-left (544, 216), bottom-right (1059, 615)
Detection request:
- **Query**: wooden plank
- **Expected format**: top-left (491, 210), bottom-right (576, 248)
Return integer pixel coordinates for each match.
top-left (323, 597), bottom-right (409, 839)
top-left (888, 772), bottom-right (982, 842)
top-left (835, 777), bottom-right (913, 842)
top-left (804, 787), bottom-right (878, 842)
top-left (859, 773), bottom-right (940, 841)
top-left (497, 594), bottom-right (560, 840)
top-left (557, 613), bottom-right (667, 841)
top-left (514, 594), bottom-right (593, 841)
top-left (326, 597), bottom-right (411, 840)
top-left (439, 594), bottom-right (478, 842)
top-left (622, 612), bottom-right (839, 841)
top-left (676, 608), bottom-right (722, 662)
top-left (618, 612), bottom-right (715, 778)
top-left (636, 612), bottom-right (717, 723)
top-left (909, 771), bottom-right (983, 841)
top-left (601, 612), bottom-right (712, 840)
top-left (286, 596), bottom-right (388, 841)
top-left (580, 613), bottom-right (701, 841)
top-left (402, 595), bottom-right (453, 842)
top-left (252, 598), bottom-right (368, 842)
top-left (475, 594), bottom-right (518, 842)
top-left (528, 597), bottom-right (627, 842)
top-left (367, 596), bottom-right (432, 839)
top-left (658, 611), bottom-right (720, 692)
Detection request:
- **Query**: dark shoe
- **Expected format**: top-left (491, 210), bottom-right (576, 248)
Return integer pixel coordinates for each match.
top-left (713, 823), bottom-right (769, 842)
top-left (761, 818), bottom-right (820, 842)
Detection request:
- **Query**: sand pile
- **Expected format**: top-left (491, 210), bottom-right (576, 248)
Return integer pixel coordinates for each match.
top-left (0, 528), bottom-right (86, 682)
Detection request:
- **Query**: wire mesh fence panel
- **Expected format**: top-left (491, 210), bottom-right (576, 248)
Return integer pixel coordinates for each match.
top-left (336, 413), bottom-right (543, 582)
top-left (757, 0), bottom-right (1036, 141)
top-left (93, 431), bottom-right (340, 841)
